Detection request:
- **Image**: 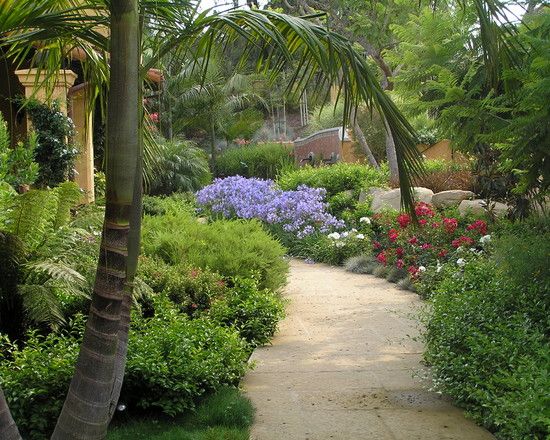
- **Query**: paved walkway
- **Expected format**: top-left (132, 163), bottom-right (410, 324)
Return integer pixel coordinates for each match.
top-left (243, 259), bottom-right (494, 440)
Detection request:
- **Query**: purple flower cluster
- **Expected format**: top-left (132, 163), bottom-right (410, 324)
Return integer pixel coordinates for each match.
top-left (196, 176), bottom-right (344, 238)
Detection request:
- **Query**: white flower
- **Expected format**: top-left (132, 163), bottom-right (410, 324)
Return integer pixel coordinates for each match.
top-left (351, 228), bottom-right (358, 233)
top-left (327, 232), bottom-right (341, 240)
top-left (356, 234), bottom-right (365, 239)
top-left (335, 241), bottom-right (345, 248)
top-left (341, 231), bottom-right (349, 238)
top-left (418, 266), bottom-right (426, 272)
top-left (436, 263), bottom-right (443, 273)
top-left (359, 217), bottom-right (371, 224)
top-left (479, 234), bottom-right (491, 244)
top-left (456, 258), bottom-right (466, 267)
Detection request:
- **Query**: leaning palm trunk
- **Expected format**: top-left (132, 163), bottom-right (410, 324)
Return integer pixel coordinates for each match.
top-left (350, 107), bottom-right (378, 168)
top-left (51, 0), bottom-right (140, 438)
top-left (0, 388), bottom-right (22, 440)
top-left (383, 116), bottom-right (399, 183)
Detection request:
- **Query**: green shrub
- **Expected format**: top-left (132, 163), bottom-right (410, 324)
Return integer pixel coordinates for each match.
top-left (209, 277), bottom-right (285, 347)
top-left (142, 210), bottom-right (288, 291)
top-left (0, 302), bottom-right (250, 438)
top-left (0, 112), bottom-right (39, 189)
top-left (138, 256), bottom-right (226, 316)
top-left (216, 143), bottom-right (295, 180)
top-left (424, 257), bottom-right (550, 439)
top-left (26, 100), bottom-right (77, 188)
top-left (0, 319), bottom-right (83, 440)
top-left (277, 162), bottom-right (388, 200)
top-left (148, 139), bottom-right (212, 196)
top-left (123, 297), bottom-right (249, 416)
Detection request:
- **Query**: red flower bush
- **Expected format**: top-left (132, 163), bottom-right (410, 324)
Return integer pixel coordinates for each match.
top-left (370, 201), bottom-right (490, 282)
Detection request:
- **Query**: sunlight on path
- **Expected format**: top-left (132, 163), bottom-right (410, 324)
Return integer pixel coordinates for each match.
top-left (243, 259), bottom-right (495, 440)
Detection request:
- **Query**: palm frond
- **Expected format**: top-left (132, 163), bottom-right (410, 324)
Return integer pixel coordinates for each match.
top-left (18, 283), bottom-right (65, 329)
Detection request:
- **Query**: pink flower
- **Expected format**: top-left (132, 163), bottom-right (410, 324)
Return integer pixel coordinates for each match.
top-left (467, 220), bottom-right (487, 235)
top-left (376, 252), bottom-right (387, 266)
top-left (443, 218), bottom-right (458, 234)
top-left (408, 236), bottom-right (418, 245)
top-left (419, 219), bottom-right (427, 226)
top-left (149, 112), bottom-right (159, 123)
top-left (431, 222), bottom-right (440, 228)
top-left (438, 249), bottom-right (448, 257)
top-left (397, 213), bottom-right (411, 228)
top-left (396, 259), bottom-right (405, 269)
top-left (452, 236), bottom-right (474, 248)
top-left (373, 240), bottom-right (382, 250)
top-left (415, 202), bottom-right (435, 217)
top-left (388, 228), bottom-right (399, 242)
top-left (396, 247), bottom-right (404, 257)
top-left (421, 243), bottom-right (433, 250)
top-left (408, 265), bottom-right (419, 277)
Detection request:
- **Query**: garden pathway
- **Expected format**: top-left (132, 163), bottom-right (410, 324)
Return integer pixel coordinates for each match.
top-left (243, 259), bottom-right (495, 440)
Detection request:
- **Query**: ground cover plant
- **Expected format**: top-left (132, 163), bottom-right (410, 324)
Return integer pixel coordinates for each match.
top-left (108, 386), bottom-right (254, 440)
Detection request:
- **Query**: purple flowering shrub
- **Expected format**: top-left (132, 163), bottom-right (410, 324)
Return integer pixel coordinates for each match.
top-left (196, 176), bottom-right (344, 238)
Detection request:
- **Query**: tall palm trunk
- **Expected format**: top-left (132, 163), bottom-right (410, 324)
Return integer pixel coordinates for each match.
top-left (52, 0), bottom-right (140, 438)
top-left (0, 388), bottom-right (21, 440)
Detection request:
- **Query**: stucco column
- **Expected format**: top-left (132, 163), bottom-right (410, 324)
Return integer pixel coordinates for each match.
top-left (69, 83), bottom-right (95, 204)
top-left (14, 68), bottom-right (77, 115)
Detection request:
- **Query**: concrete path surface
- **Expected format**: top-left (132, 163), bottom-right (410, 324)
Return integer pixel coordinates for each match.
top-left (243, 259), bottom-right (494, 440)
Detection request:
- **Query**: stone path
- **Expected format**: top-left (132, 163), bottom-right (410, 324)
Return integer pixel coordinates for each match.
top-left (243, 259), bottom-right (495, 440)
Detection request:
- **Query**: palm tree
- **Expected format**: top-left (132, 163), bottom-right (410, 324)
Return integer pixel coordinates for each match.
top-left (167, 58), bottom-right (265, 168)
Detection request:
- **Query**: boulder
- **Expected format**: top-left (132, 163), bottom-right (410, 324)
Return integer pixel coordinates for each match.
top-left (371, 187), bottom-right (434, 213)
top-left (432, 190), bottom-right (475, 208)
top-left (358, 187), bottom-right (386, 204)
top-left (458, 199), bottom-right (509, 217)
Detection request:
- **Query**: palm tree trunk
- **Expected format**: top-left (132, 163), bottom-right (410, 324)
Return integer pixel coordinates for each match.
top-left (51, 0), bottom-right (140, 438)
top-left (210, 116), bottom-right (217, 172)
top-left (0, 388), bottom-right (22, 440)
top-left (350, 107), bottom-right (379, 168)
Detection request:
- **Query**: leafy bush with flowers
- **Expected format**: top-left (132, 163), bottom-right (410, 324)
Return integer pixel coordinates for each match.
top-left (196, 176), bottom-right (344, 238)
top-left (369, 202), bottom-right (492, 288)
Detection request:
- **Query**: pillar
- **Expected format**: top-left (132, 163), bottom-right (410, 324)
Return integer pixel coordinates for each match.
top-left (69, 84), bottom-right (95, 204)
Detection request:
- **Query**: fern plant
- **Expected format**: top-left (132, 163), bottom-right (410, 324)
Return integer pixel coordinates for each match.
top-left (0, 183), bottom-right (94, 338)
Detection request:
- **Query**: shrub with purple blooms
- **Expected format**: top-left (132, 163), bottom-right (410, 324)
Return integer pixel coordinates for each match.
top-left (196, 176), bottom-right (344, 238)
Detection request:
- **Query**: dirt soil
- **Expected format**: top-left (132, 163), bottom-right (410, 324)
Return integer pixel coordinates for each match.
top-left (242, 259), bottom-right (495, 440)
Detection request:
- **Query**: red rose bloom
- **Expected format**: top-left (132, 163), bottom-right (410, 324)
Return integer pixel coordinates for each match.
top-left (419, 219), bottom-right (427, 226)
top-left (396, 247), bottom-right (404, 257)
top-left (467, 219), bottom-right (488, 235)
top-left (415, 202), bottom-right (435, 217)
top-left (388, 228), bottom-right (399, 242)
top-left (443, 218), bottom-right (458, 234)
top-left (421, 243), bottom-right (433, 250)
top-left (376, 252), bottom-right (387, 265)
top-left (408, 236), bottom-right (418, 245)
top-left (397, 213), bottom-right (411, 228)
top-left (396, 259), bottom-right (405, 269)
top-left (373, 240), bottom-right (382, 250)
top-left (438, 249), bottom-right (448, 257)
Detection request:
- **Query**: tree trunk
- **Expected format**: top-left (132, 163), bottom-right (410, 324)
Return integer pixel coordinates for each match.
top-left (51, 0), bottom-right (140, 438)
top-left (350, 107), bottom-right (379, 168)
top-left (383, 116), bottom-right (399, 184)
top-left (210, 117), bottom-right (217, 173)
top-left (0, 388), bottom-right (22, 440)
